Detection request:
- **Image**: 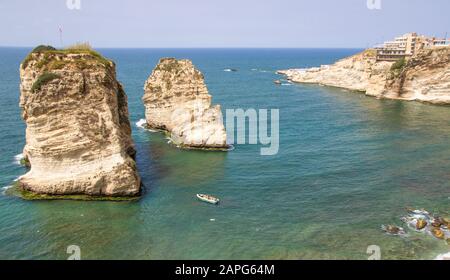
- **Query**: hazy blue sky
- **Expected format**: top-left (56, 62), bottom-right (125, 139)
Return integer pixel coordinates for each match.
top-left (0, 0), bottom-right (448, 48)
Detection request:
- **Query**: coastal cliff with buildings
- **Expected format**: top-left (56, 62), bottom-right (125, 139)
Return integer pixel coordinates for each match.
top-left (279, 33), bottom-right (450, 104)
top-left (18, 45), bottom-right (141, 199)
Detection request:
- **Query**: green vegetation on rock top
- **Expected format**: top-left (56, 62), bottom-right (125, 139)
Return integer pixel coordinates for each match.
top-left (22, 43), bottom-right (112, 70)
top-left (156, 58), bottom-right (182, 72)
top-left (32, 45), bottom-right (57, 52)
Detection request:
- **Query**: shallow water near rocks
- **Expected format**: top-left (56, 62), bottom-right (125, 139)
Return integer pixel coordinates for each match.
top-left (0, 48), bottom-right (449, 259)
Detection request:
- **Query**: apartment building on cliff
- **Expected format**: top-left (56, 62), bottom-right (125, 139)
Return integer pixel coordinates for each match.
top-left (376, 33), bottom-right (449, 61)
top-left (433, 38), bottom-right (450, 47)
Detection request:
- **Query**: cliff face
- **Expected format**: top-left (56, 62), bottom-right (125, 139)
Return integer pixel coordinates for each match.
top-left (279, 47), bottom-right (450, 104)
top-left (19, 47), bottom-right (141, 197)
top-left (143, 58), bottom-right (227, 149)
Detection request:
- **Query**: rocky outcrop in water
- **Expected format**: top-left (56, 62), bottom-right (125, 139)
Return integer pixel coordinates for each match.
top-left (279, 47), bottom-right (450, 105)
top-left (143, 58), bottom-right (227, 149)
top-left (18, 46), bottom-right (141, 198)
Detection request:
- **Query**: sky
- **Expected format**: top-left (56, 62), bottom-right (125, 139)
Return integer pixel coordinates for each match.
top-left (0, 0), bottom-right (449, 48)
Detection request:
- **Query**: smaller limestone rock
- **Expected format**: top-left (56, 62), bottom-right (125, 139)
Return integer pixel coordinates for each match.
top-left (143, 58), bottom-right (228, 150)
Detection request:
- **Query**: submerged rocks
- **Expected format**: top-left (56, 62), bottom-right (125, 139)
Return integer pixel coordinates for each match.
top-left (431, 228), bottom-right (445, 240)
top-left (383, 208), bottom-right (450, 261)
top-left (143, 58), bottom-right (227, 149)
top-left (381, 225), bottom-right (406, 236)
top-left (18, 46), bottom-right (141, 198)
top-left (416, 219), bottom-right (428, 230)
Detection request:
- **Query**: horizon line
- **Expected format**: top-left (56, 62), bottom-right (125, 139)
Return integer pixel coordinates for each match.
top-left (0, 45), bottom-right (367, 50)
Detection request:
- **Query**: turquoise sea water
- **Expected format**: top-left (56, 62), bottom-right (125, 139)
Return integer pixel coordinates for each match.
top-left (0, 48), bottom-right (449, 260)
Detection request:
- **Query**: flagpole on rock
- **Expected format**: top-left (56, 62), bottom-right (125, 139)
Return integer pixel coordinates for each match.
top-left (59, 26), bottom-right (63, 48)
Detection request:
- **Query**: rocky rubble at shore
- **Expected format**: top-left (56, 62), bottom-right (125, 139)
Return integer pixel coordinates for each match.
top-left (381, 208), bottom-right (450, 260)
top-left (18, 46), bottom-right (141, 199)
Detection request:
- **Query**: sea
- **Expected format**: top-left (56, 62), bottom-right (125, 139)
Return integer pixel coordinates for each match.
top-left (0, 47), bottom-right (449, 259)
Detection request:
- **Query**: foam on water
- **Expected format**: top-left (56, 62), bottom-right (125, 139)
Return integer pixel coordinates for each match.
top-left (435, 252), bottom-right (450, 260)
top-left (13, 153), bottom-right (23, 165)
top-left (135, 119), bottom-right (147, 129)
top-left (227, 145), bottom-right (235, 152)
top-left (251, 68), bottom-right (271, 73)
top-left (2, 185), bottom-right (12, 195)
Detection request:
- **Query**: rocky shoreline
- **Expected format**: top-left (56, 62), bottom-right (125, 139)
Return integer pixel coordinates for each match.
top-left (278, 47), bottom-right (450, 105)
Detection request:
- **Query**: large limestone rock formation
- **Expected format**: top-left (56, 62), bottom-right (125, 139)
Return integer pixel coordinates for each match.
top-left (143, 58), bottom-right (227, 149)
top-left (279, 47), bottom-right (450, 105)
top-left (18, 46), bottom-right (141, 198)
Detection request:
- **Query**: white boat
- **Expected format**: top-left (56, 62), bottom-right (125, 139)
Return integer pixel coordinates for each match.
top-left (196, 194), bottom-right (220, 205)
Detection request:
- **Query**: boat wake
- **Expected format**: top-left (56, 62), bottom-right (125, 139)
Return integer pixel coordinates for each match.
top-left (251, 68), bottom-right (273, 73)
